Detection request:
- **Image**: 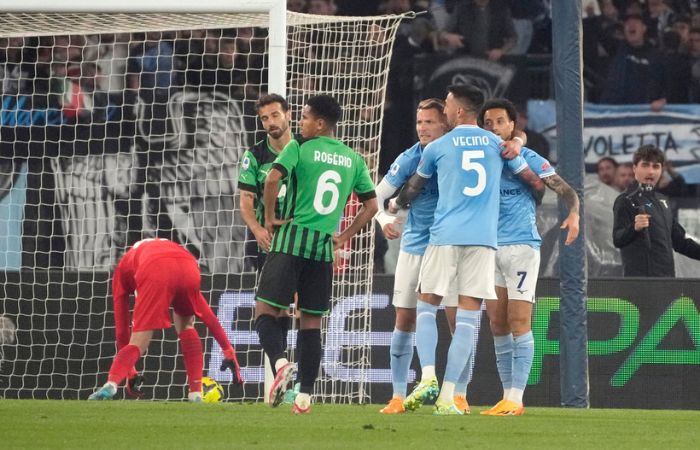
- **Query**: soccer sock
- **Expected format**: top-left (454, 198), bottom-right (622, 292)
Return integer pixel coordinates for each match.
top-left (494, 334), bottom-right (514, 399)
top-left (415, 301), bottom-right (438, 380)
top-left (509, 331), bottom-right (534, 405)
top-left (107, 344), bottom-right (141, 385)
top-left (278, 315), bottom-right (291, 351)
top-left (255, 314), bottom-right (286, 373)
top-left (297, 328), bottom-right (322, 395)
top-left (179, 328), bottom-right (204, 393)
top-left (390, 328), bottom-right (414, 398)
top-left (454, 351), bottom-right (473, 398)
top-left (442, 309), bottom-right (479, 395)
top-left (437, 381), bottom-right (455, 404)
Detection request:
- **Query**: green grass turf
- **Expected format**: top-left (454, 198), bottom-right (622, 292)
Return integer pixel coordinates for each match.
top-left (0, 400), bottom-right (698, 449)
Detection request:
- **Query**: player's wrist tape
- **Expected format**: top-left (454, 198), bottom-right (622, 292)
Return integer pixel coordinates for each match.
top-left (513, 136), bottom-right (524, 145)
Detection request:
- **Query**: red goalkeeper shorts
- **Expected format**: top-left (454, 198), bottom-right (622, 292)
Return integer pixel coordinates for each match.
top-left (131, 256), bottom-right (205, 332)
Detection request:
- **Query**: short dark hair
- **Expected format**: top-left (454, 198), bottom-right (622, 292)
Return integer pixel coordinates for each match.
top-left (447, 84), bottom-right (484, 115)
top-left (477, 98), bottom-right (518, 127)
top-left (256, 93), bottom-right (289, 112)
top-left (623, 13), bottom-right (645, 24)
top-left (597, 156), bottom-right (619, 169)
top-left (306, 94), bottom-right (342, 127)
top-left (633, 145), bottom-right (665, 165)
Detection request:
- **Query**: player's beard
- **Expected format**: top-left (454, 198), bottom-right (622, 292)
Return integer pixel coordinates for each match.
top-left (267, 125), bottom-right (287, 140)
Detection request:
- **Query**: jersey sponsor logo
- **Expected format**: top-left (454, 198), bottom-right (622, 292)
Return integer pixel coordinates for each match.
top-left (451, 135), bottom-right (490, 147)
top-left (500, 188), bottom-right (522, 196)
top-left (242, 156), bottom-right (250, 170)
top-left (313, 150), bottom-right (353, 168)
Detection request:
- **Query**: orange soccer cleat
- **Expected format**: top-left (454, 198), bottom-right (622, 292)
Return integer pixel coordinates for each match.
top-left (481, 399), bottom-right (525, 416)
top-left (453, 395), bottom-right (471, 415)
top-left (380, 396), bottom-right (406, 414)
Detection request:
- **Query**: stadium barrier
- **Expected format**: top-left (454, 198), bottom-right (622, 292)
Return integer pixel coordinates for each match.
top-left (1, 273), bottom-right (698, 409)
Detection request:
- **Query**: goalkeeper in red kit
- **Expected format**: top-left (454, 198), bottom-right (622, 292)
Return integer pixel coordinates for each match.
top-left (88, 238), bottom-right (242, 401)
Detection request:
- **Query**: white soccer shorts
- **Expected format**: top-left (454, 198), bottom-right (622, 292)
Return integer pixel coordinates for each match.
top-left (493, 244), bottom-right (540, 303)
top-left (393, 250), bottom-right (457, 308)
top-left (418, 244), bottom-right (496, 300)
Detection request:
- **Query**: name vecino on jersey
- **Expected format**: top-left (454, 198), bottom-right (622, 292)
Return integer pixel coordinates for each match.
top-left (313, 150), bottom-right (353, 168)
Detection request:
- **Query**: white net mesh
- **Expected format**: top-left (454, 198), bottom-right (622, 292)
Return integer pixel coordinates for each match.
top-left (0, 10), bottom-right (403, 402)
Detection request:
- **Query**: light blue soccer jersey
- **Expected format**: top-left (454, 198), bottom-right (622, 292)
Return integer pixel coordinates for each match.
top-left (417, 125), bottom-right (527, 249)
top-left (498, 147), bottom-right (555, 249)
top-left (385, 142), bottom-right (439, 255)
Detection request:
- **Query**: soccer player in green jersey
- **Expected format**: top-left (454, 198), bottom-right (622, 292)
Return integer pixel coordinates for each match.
top-left (255, 94), bottom-right (378, 414)
top-left (238, 93), bottom-right (299, 402)
top-left (238, 93), bottom-right (293, 259)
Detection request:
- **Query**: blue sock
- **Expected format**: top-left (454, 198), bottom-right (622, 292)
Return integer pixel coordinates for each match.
top-left (454, 351), bottom-right (473, 396)
top-left (415, 301), bottom-right (439, 371)
top-left (511, 331), bottom-right (534, 392)
top-left (494, 334), bottom-right (514, 393)
top-left (390, 328), bottom-right (414, 397)
top-left (443, 309), bottom-right (480, 384)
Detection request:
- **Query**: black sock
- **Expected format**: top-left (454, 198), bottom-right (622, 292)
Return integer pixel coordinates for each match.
top-left (255, 314), bottom-right (286, 374)
top-left (278, 315), bottom-right (291, 351)
top-left (297, 328), bottom-right (322, 394)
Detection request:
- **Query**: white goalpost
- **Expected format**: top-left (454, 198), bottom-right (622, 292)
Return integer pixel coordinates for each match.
top-left (0, 0), bottom-right (404, 403)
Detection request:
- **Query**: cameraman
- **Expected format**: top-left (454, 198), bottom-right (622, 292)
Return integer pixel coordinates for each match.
top-left (612, 145), bottom-right (700, 277)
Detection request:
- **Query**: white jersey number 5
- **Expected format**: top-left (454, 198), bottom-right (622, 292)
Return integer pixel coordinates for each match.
top-left (314, 170), bottom-right (342, 215)
top-left (462, 150), bottom-right (486, 196)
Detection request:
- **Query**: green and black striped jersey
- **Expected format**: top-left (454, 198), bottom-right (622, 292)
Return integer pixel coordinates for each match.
top-left (271, 136), bottom-right (376, 262)
top-left (238, 137), bottom-right (288, 226)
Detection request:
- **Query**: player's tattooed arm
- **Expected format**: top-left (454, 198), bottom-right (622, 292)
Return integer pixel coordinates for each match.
top-left (391, 173), bottom-right (426, 211)
top-left (543, 173), bottom-right (580, 245)
top-left (543, 174), bottom-right (579, 214)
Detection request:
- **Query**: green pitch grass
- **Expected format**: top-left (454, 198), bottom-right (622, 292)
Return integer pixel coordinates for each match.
top-left (0, 401), bottom-right (698, 449)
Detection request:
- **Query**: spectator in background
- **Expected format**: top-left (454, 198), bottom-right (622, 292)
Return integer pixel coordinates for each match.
top-left (614, 162), bottom-right (635, 191)
top-left (613, 145), bottom-right (700, 277)
top-left (597, 156), bottom-right (619, 188)
top-left (600, 14), bottom-right (666, 110)
top-left (672, 15), bottom-right (692, 52)
top-left (583, 0), bottom-right (623, 101)
top-left (658, 29), bottom-right (691, 104)
top-left (507, 0), bottom-right (546, 55)
top-left (306, 0), bottom-right (337, 15)
top-left (288, 0), bottom-right (306, 12)
top-left (127, 32), bottom-right (179, 103)
top-left (442, 0), bottom-right (517, 61)
top-left (515, 104), bottom-right (550, 161)
top-left (644, 0), bottom-right (676, 47)
top-left (689, 27), bottom-right (700, 101)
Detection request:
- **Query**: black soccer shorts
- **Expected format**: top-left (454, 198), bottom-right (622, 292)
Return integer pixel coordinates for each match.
top-left (255, 251), bottom-right (332, 315)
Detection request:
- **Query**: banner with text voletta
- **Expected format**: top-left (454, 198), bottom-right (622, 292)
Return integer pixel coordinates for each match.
top-left (527, 101), bottom-right (700, 164)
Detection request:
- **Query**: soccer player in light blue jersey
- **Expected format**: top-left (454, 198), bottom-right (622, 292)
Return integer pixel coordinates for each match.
top-left (478, 98), bottom-right (580, 416)
top-left (374, 98), bottom-right (462, 414)
top-left (392, 85), bottom-right (545, 415)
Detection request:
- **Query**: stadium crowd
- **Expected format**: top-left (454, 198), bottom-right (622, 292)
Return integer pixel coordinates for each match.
top-left (2, 0), bottom-right (700, 276)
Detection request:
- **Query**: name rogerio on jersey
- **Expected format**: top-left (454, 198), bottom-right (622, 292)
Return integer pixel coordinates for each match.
top-left (314, 150), bottom-right (353, 168)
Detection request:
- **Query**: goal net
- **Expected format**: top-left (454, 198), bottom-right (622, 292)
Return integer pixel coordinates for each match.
top-left (0, 5), bottom-right (403, 403)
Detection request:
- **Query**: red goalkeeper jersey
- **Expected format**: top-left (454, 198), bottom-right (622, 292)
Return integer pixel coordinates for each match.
top-left (112, 239), bottom-right (204, 348)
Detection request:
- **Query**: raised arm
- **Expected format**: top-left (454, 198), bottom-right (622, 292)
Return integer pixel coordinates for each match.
top-left (516, 166), bottom-right (545, 204)
top-left (391, 173), bottom-right (427, 212)
top-left (542, 173), bottom-right (580, 245)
